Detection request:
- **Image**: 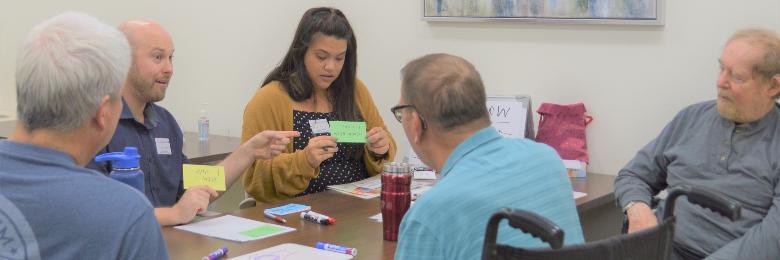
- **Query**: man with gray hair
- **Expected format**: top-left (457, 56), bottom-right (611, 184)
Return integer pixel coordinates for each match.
top-left (616, 28), bottom-right (780, 259)
top-left (393, 53), bottom-right (583, 259)
top-left (0, 12), bottom-right (167, 258)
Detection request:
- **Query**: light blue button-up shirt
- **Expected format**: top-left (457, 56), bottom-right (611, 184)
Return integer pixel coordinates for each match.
top-left (395, 127), bottom-right (584, 260)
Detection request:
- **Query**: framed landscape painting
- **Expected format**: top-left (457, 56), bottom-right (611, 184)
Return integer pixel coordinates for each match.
top-left (423, 0), bottom-right (664, 25)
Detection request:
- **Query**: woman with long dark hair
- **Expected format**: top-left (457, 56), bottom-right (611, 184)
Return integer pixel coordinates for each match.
top-left (241, 7), bottom-right (396, 203)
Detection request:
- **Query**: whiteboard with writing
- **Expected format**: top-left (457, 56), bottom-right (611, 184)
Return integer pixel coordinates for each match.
top-left (487, 95), bottom-right (533, 139)
top-left (406, 95), bottom-right (533, 168)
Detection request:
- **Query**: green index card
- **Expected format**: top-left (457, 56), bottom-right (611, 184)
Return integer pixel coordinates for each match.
top-left (329, 121), bottom-right (366, 143)
top-left (239, 225), bottom-right (287, 238)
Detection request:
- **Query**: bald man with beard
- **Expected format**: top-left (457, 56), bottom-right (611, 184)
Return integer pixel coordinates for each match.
top-left (88, 20), bottom-right (298, 226)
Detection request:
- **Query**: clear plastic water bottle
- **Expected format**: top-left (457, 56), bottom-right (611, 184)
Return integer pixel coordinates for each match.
top-left (381, 162), bottom-right (412, 241)
top-left (94, 147), bottom-right (144, 193)
top-left (198, 103), bottom-right (209, 141)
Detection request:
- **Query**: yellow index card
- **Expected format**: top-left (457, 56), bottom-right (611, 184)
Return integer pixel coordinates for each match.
top-left (183, 164), bottom-right (226, 191)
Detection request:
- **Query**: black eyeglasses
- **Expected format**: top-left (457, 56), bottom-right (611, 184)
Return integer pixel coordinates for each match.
top-left (390, 104), bottom-right (427, 130)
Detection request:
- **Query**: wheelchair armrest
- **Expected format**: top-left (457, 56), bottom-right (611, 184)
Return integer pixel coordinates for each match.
top-left (485, 208), bottom-right (564, 249)
top-left (664, 185), bottom-right (741, 221)
top-left (623, 186), bottom-right (741, 234)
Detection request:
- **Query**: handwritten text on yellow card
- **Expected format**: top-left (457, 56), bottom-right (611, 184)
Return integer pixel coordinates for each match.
top-left (183, 164), bottom-right (226, 191)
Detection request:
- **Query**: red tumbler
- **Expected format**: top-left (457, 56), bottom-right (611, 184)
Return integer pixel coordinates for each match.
top-left (380, 162), bottom-right (412, 241)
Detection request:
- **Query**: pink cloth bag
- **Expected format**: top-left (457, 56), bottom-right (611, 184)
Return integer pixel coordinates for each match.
top-left (535, 103), bottom-right (592, 163)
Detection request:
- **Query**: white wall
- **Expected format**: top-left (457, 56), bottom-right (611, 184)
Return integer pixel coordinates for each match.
top-left (2, 1), bottom-right (779, 176)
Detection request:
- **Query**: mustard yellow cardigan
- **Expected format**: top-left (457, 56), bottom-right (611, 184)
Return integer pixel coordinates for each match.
top-left (241, 79), bottom-right (397, 203)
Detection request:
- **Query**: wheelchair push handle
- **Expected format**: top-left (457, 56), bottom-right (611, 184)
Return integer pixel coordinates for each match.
top-left (664, 185), bottom-right (741, 221)
top-left (485, 208), bottom-right (564, 250)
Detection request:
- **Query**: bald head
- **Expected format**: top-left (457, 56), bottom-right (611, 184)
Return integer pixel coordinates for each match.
top-left (119, 20), bottom-right (172, 51)
top-left (401, 53), bottom-right (489, 130)
top-left (119, 19), bottom-right (174, 104)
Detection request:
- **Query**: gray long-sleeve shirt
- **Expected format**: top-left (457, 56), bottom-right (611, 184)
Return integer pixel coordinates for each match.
top-left (615, 100), bottom-right (780, 260)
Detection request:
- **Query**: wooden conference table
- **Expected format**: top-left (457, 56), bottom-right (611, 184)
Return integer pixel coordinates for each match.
top-left (182, 131), bottom-right (241, 165)
top-left (163, 173), bottom-right (616, 259)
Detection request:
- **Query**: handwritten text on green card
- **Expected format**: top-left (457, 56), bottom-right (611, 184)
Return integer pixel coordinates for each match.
top-left (329, 121), bottom-right (367, 143)
top-left (182, 164), bottom-right (226, 191)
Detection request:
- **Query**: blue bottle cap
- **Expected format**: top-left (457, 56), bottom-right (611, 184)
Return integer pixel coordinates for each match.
top-left (94, 146), bottom-right (141, 169)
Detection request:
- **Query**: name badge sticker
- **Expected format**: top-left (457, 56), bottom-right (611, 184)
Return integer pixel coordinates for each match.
top-left (155, 138), bottom-right (172, 155)
top-left (308, 119), bottom-right (331, 135)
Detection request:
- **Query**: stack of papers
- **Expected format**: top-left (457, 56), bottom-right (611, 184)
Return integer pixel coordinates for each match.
top-left (328, 176), bottom-right (382, 199)
top-left (328, 175), bottom-right (432, 199)
top-left (174, 215), bottom-right (295, 242)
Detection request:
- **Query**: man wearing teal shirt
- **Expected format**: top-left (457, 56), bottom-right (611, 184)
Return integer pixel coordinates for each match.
top-left (392, 53), bottom-right (584, 260)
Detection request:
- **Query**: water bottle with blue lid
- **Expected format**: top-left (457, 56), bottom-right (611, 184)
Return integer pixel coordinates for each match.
top-left (94, 147), bottom-right (144, 193)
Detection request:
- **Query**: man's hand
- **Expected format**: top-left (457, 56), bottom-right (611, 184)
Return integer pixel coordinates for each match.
top-left (245, 131), bottom-right (299, 160)
top-left (626, 202), bottom-right (658, 233)
top-left (366, 127), bottom-right (390, 156)
top-left (171, 185), bottom-right (218, 224)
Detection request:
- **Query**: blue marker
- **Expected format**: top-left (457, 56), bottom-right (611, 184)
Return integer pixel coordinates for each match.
top-left (202, 246), bottom-right (228, 260)
top-left (316, 242), bottom-right (357, 256)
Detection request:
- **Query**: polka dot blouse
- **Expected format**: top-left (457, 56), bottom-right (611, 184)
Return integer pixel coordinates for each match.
top-left (293, 110), bottom-right (368, 196)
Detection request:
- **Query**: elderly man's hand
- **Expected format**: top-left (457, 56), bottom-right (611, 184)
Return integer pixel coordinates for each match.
top-left (245, 131), bottom-right (299, 160)
top-left (626, 202), bottom-right (658, 233)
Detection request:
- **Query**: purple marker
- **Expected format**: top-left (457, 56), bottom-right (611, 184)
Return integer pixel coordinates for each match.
top-left (202, 246), bottom-right (228, 260)
top-left (316, 242), bottom-right (357, 256)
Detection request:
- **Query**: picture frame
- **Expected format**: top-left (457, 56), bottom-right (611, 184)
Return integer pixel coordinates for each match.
top-left (423, 0), bottom-right (664, 25)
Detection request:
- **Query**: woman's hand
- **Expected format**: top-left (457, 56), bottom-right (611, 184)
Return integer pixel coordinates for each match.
top-left (366, 127), bottom-right (390, 156)
top-left (304, 135), bottom-right (338, 168)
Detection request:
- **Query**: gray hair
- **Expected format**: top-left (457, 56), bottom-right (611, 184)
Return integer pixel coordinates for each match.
top-left (401, 53), bottom-right (490, 130)
top-left (15, 12), bottom-right (130, 132)
top-left (728, 28), bottom-right (780, 99)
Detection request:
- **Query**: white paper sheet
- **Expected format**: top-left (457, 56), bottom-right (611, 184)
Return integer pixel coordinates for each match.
top-left (563, 159), bottom-right (584, 169)
top-left (369, 213), bottom-right (382, 222)
top-left (174, 215), bottom-right (295, 242)
top-left (354, 178), bottom-right (381, 190)
top-left (328, 175), bottom-right (431, 200)
top-left (413, 170), bottom-right (437, 180)
top-left (229, 243), bottom-right (353, 260)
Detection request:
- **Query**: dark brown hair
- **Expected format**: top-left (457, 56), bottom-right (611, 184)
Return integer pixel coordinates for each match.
top-left (263, 7), bottom-right (360, 120)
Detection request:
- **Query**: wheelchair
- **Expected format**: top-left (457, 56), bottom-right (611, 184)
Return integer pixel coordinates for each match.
top-left (481, 185), bottom-right (741, 260)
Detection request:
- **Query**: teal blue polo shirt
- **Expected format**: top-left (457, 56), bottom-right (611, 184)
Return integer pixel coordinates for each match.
top-left (396, 127), bottom-right (584, 259)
